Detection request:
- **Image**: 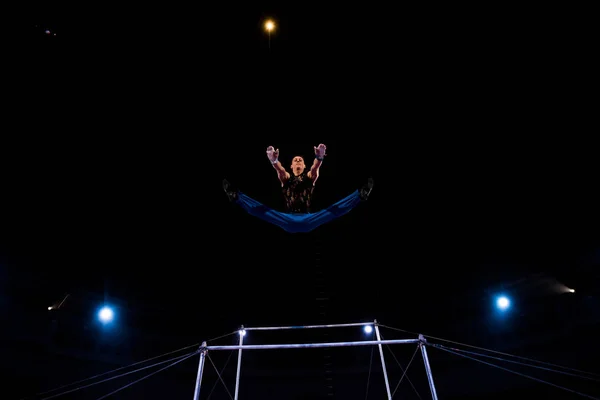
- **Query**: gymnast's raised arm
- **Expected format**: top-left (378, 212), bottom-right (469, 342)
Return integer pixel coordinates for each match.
top-left (266, 146), bottom-right (290, 186)
top-left (307, 143), bottom-right (326, 184)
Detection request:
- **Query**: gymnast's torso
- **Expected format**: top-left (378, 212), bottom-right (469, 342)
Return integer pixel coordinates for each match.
top-left (282, 171), bottom-right (314, 213)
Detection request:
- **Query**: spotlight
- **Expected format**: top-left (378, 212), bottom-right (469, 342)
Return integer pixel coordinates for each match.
top-left (496, 295), bottom-right (510, 311)
top-left (98, 306), bottom-right (114, 323)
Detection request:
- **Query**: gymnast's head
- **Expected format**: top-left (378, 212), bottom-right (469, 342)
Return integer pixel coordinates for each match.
top-left (291, 156), bottom-right (306, 175)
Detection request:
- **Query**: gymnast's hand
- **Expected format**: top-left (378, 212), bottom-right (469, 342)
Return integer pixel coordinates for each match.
top-left (266, 146), bottom-right (279, 162)
top-left (314, 143), bottom-right (327, 158)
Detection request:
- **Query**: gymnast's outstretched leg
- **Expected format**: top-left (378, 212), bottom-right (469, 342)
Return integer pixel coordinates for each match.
top-left (223, 179), bottom-right (296, 232)
top-left (300, 177), bottom-right (374, 232)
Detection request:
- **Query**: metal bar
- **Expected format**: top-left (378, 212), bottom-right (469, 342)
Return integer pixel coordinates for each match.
top-left (374, 321), bottom-right (392, 399)
top-left (419, 335), bottom-right (438, 400)
top-left (206, 339), bottom-right (419, 351)
top-left (192, 342), bottom-right (207, 400)
top-left (244, 322), bottom-right (372, 331)
top-left (234, 329), bottom-right (244, 400)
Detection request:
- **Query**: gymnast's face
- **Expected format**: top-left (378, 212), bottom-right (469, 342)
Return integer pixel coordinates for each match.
top-left (291, 156), bottom-right (305, 174)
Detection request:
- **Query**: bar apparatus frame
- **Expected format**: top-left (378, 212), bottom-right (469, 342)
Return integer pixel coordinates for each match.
top-left (192, 320), bottom-right (438, 400)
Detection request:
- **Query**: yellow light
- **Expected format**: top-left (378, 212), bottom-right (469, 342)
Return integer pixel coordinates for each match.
top-left (265, 20), bottom-right (275, 32)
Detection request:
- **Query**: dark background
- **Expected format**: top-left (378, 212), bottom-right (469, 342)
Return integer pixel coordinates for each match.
top-left (2, 3), bottom-right (599, 399)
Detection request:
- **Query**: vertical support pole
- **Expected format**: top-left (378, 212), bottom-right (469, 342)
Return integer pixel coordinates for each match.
top-left (419, 334), bottom-right (438, 400)
top-left (374, 320), bottom-right (392, 400)
top-left (193, 342), bottom-right (207, 400)
top-left (234, 326), bottom-right (245, 400)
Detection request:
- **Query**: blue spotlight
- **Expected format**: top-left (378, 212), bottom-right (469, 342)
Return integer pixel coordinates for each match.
top-left (495, 295), bottom-right (510, 311)
top-left (98, 306), bottom-right (114, 323)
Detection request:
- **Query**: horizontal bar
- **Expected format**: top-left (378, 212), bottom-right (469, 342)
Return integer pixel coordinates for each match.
top-left (206, 338), bottom-right (419, 351)
top-left (244, 322), bottom-right (372, 331)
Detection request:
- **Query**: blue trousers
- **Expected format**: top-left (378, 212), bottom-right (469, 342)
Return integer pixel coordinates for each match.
top-left (235, 190), bottom-right (362, 233)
